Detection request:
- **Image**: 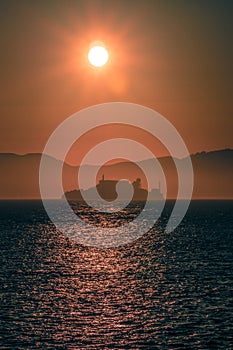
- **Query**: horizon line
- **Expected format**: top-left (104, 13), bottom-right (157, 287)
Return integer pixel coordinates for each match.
top-left (1, 197), bottom-right (233, 201)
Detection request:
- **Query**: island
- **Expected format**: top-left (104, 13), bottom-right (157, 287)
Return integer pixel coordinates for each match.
top-left (64, 175), bottom-right (163, 202)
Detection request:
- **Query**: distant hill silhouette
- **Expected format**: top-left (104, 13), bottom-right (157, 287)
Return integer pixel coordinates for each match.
top-left (0, 149), bottom-right (232, 199)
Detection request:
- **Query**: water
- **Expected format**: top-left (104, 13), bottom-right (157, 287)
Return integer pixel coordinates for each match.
top-left (0, 200), bottom-right (232, 349)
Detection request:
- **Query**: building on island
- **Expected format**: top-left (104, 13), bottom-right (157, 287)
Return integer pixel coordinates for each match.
top-left (64, 175), bottom-right (163, 201)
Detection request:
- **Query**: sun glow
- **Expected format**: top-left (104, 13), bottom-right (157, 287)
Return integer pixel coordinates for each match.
top-left (88, 45), bottom-right (109, 67)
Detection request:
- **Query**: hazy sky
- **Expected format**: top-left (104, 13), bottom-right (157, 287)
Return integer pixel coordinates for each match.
top-left (0, 0), bottom-right (232, 163)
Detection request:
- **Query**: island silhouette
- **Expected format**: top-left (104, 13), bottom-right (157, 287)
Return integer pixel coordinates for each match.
top-left (64, 175), bottom-right (163, 202)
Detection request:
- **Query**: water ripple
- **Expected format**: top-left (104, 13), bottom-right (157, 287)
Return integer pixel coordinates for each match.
top-left (0, 200), bottom-right (232, 349)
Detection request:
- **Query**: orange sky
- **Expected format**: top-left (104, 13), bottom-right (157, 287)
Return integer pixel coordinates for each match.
top-left (0, 1), bottom-right (232, 165)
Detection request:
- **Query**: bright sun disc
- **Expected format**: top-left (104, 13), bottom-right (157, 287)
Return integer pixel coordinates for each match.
top-left (88, 45), bottom-right (109, 67)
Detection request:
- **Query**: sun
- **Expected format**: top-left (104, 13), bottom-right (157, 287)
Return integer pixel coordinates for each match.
top-left (88, 44), bottom-right (109, 67)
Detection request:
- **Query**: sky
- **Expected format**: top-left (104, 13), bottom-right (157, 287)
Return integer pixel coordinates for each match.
top-left (0, 0), bottom-right (232, 165)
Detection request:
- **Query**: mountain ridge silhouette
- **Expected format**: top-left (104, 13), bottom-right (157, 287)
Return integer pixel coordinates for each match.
top-left (0, 149), bottom-right (232, 199)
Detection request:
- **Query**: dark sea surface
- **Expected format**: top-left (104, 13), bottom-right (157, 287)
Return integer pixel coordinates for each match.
top-left (0, 200), bottom-right (232, 349)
